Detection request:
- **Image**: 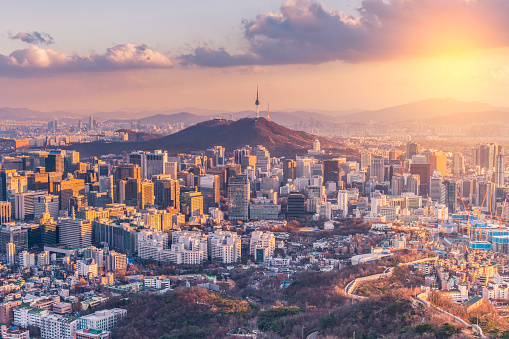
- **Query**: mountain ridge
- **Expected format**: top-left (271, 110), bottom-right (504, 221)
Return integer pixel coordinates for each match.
top-left (67, 117), bottom-right (358, 158)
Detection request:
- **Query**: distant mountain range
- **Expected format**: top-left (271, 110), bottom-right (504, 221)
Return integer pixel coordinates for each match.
top-left (67, 117), bottom-right (358, 158)
top-left (3, 97), bottom-right (509, 124)
top-left (337, 98), bottom-right (509, 123)
top-left (116, 129), bottom-right (161, 142)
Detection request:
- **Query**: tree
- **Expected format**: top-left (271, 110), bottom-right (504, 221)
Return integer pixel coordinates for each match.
top-left (414, 323), bottom-right (434, 334)
top-left (436, 323), bottom-right (456, 338)
top-left (73, 302), bottom-right (83, 312)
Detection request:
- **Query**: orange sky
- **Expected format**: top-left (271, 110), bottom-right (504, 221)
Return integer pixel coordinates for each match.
top-left (2, 0), bottom-right (509, 113)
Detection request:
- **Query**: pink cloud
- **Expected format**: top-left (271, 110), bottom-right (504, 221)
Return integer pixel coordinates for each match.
top-left (181, 0), bottom-right (509, 66)
top-left (0, 44), bottom-right (173, 77)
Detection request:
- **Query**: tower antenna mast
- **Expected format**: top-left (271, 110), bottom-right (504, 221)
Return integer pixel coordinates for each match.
top-left (255, 85), bottom-right (260, 119)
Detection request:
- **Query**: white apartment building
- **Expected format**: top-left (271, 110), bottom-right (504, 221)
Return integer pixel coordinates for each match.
top-left (19, 251), bottom-right (35, 268)
top-left (208, 231), bottom-right (241, 264)
top-left (77, 259), bottom-right (98, 278)
top-left (250, 231), bottom-right (275, 262)
top-left (14, 306), bottom-right (77, 339)
top-left (78, 309), bottom-right (127, 332)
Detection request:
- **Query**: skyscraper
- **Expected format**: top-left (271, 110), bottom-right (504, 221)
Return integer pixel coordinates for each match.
top-left (323, 158), bottom-right (346, 184)
top-left (45, 153), bottom-right (64, 173)
top-left (452, 152), bottom-right (465, 176)
top-left (360, 152), bottom-right (371, 171)
top-left (53, 178), bottom-right (86, 211)
top-left (153, 178), bottom-right (180, 210)
top-left (337, 190), bottom-right (348, 217)
top-left (59, 217), bottom-right (92, 247)
top-left (140, 181), bottom-right (155, 208)
top-left (476, 143), bottom-right (502, 170)
top-left (407, 142), bottom-right (420, 159)
top-left (391, 174), bottom-right (405, 197)
top-left (496, 154), bottom-right (505, 187)
top-left (283, 159), bottom-right (296, 184)
top-left (369, 156), bottom-right (385, 183)
top-left (228, 175), bottom-right (250, 221)
top-left (180, 191), bottom-right (204, 217)
top-left (429, 151), bottom-right (447, 177)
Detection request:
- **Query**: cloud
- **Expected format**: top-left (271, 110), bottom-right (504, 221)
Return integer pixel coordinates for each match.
top-left (0, 44), bottom-right (173, 77)
top-left (9, 31), bottom-right (54, 45)
top-left (181, 0), bottom-right (509, 67)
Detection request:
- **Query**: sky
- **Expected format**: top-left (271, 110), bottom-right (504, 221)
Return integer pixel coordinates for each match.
top-left (1, 0), bottom-right (509, 113)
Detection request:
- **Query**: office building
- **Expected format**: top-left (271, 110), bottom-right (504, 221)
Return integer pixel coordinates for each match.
top-left (287, 192), bottom-right (306, 217)
top-left (283, 159), bottom-right (296, 184)
top-left (370, 156), bottom-right (385, 183)
top-left (139, 181), bottom-right (154, 208)
top-left (53, 178), bottom-right (86, 211)
top-left (496, 154), bottom-right (505, 187)
top-left (429, 151), bottom-right (447, 177)
top-left (0, 202), bottom-right (11, 223)
top-left (227, 175), bottom-right (250, 221)
top-left (407, 142), bottom-right (420, 159)
top-left (1, 225), bottom-right (27, 254)
top-left (180, 191), bottom-right (203, 218)
top-left (59, 217), bottom-right (92, 248)
top-left (45, 152), bottom-right (65, 173)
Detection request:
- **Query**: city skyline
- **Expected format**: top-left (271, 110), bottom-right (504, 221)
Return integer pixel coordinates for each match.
top-left (2, 0), bottom-right (509, 112)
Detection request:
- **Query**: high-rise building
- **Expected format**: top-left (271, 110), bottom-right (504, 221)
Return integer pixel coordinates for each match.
top-left (429, 175), bottom-right (443, 202)
top-left (227, 175), bottom-right (250, 221)
top-left (283, 159), bottom-right (296, 184)
top-left (53, 178), bottom-right (85, 211)
top-left (129, 151), bottom-right (147, 180)
top-left (146, 150), bottom-right (168, 178)
top-left (205, 146), bottom-right (225, 167)
top-left (180, 191), bottom-right (203, 218)
top-left (391, 174), bottom-right (405, 197)
top-left (45, 152), bottom-right (65, 173)
top-left (114, 164), bottom-right (141, 182)
top-left (287, 192), bottom-right (306, 217)
top-left (369, 156), bottom-right (385, 183)
top-left (477, 181), bottom-right (495, 213)
top-left (14, 191), bottom-right (47, 220)
top-left (429, 151), bottom-right (447, 177)
top-left (410, 163), bottom-right (431, 195)
top-left (153, 178), bottom-right (180, 210)
top-left (296, 158), bottom-right (312, 179)
top-left (496, 154), bottom-right (505, 187)
top-left (1, 225), bottom-right (27, 254)
top-left (452, 153), bottom-right (465, 176)
top-left (444, 180), bottom-right (457, 213)
top-left (0, 202), bottom-right (11, 223)
top-left (69, 195), bottom-right (88, 213)
top-left (360, 152), bottom-right (371, 170)
top-left (6, 243), bottom-right (15, 265)
top-left (476, 143), bottom-right (502, 170)
top-left (337, 190), bottom-right (348, 217)
top-left (405, 174), bottom-right (420, 196)
top-left (407, 142), bottom-right (420, 159)
top-left (163, 162), bottom-right (178, 179)
top-left (323, 158), bottom-right (346, 184)
top-left (59, 217), bottom-right (92, 247)
top-left (254, 145), bottom-right (270, 172)
top-left (199, 175), bottom-right (220, 210)
top-left (34, 195), bottom-right (59, 220)
top-left (139, 181), bottom-right (155, 208)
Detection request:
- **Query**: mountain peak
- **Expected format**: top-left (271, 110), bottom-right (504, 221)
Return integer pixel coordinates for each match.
top-left (68, 117), bottom-right (358, 158)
